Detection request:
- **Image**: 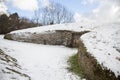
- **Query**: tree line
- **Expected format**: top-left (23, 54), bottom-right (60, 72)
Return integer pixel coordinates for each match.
top-left (0, 13), bottom-right (40, 34)
top-left (0, 1), bottom-right (74, 34)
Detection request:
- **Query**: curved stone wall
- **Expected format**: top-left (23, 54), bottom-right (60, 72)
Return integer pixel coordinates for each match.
top-left (78, 40), bottom-right (120, 80)
top-left (4, 30), bottom-right (119, 80)
top-left (4, 30), bottom-right (89, 47)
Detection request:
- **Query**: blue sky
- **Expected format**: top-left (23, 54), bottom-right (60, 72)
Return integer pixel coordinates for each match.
top-left (3, 0), bottom-right (120, 22)
top-left (5, 0), bottom-right (99, 19)
top-left (58, 0), bottom-right (99, 13)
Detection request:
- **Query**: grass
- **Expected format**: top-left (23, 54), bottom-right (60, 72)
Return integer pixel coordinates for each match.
top-left (67, 53), bottom-right (85, 79)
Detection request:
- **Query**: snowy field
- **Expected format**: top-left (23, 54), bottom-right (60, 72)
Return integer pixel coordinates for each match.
top-left (0, 22), bottom-right (120, 79)
top-left (0, 35), bottom-right (79, 80)
top-left (8, 22), bottom-right (120, 77)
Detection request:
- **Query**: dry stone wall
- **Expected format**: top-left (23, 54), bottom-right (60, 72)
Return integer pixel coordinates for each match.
top-left (4, 30), bottom-right (88, 47)
top-left (4, 30), bottom-right (72, 46)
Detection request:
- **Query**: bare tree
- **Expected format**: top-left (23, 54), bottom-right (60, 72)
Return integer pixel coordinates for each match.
top-left (33, 10), bottom-right (41, 26)
top-left (34, 1), bottom-right (74, 25)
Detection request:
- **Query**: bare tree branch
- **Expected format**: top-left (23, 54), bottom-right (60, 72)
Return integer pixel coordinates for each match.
top-left (33, 1), bottom-right (74, 25)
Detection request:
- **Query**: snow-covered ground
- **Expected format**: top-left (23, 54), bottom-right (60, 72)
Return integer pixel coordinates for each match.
top-left (8, 22), bottom-right (120, 78)
top-left (1, 21), bottom-right (120, 79)
top-left (0, 35), bottom-right (79, 80)
top-left (0, 48), bottom-right (30, 80)
top-left (81, 23), bottom-right (120, 77)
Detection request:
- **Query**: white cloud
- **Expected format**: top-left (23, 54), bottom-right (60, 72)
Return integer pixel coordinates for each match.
top-left (89, 0), bottom-right (95, 4)
top-left (92, 0), bottom-right (120, 22)
top-left (81, 0), bottom-right (87, 5)
top-left (74, 12), bottom-right (94, 23)
top-left (75, 0), bottom-right (120, 23)
top-left (8, 0), bottom-right (39, 11)
top-left (0, 1), bottom-right (8, 15)
top-left (81, 0), bottom-right (96, 5)
top-left (40, 0), bottom-right (52, 8)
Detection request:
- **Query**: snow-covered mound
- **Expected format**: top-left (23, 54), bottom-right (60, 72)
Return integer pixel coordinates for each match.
top-left (81, 23), bottom-right (120, 77)
top-left (11, 22), bottom-right (95, 34)
top-left (5, 22), bottom-right (95, 47)
top-left (4, 22), bottom-right (120, 78)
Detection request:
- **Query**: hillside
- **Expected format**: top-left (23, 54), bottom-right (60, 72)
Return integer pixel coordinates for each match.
top-left (1, 22), bottom-right (120, 80)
